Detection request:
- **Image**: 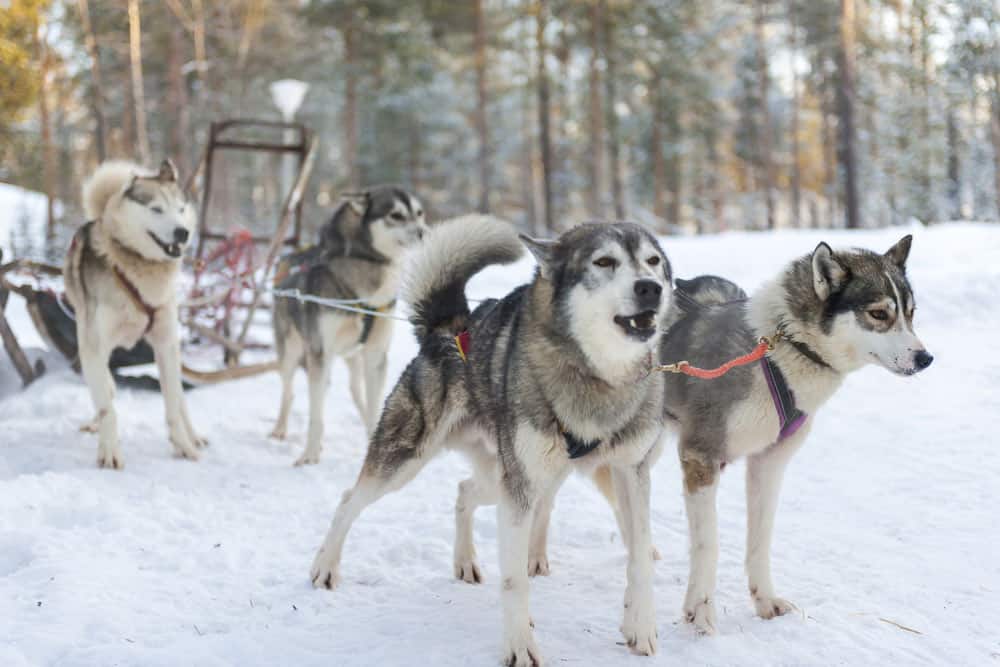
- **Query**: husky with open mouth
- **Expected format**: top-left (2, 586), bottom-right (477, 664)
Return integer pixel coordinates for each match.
top-left (308, 219), bottom-right (672, 664)
top-left (64, 159), bottom-right (203, 468)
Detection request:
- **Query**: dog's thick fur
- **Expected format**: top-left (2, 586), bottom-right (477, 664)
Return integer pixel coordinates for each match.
top-left (65, 159), bottom-right (202, 468)
top-left (308, 218), bottom-right (673, 664)
top-left (270, 186), bottom-right (427, 465)
top-left (587, 236), bottom-right (932, 635)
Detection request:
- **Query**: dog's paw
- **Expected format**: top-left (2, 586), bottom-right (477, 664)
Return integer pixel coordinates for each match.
top-left (502, 630), bottom-right (543, 667)
top-left (753, 595), bottom-right (797, 620)
top-left (527, 553), bottom-right (550, 577)
top-left (268, 426), bottom-right (287, 441)
top-left (169, 433), bottom-right (200, 461)
top-left (293, 450), bottom-right (320, 466)
top-left (454, 558), bottom-right (483, 584)
top-left (684, 597), bottom-right (717, 635)
top-left (80, 419), bottom-right (99, 434)
top-left (651, 545), bottom-right (662, 561)
top-left (172, 444), bottom-right (200, 461)
top-left (97, 448), bottom-right (123, 470)
top-left (621, 614), bottom-right (658, 656)
top-left (310, 551), bottom-right (340, 591)
top-left (192, 434), bottom-right (209, 449)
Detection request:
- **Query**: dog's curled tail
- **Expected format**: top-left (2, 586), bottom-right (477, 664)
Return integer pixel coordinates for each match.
top-left (82, 161), bottom-right (142, 220)
top-left (403, 214), bottom-right (523, 345)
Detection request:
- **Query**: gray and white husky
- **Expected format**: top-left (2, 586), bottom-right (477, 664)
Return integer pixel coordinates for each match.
top-left (270, 186), bottom-right (427, 466)
top-left (591, 235), bottom-right (933, 635)
top-left (308, 218), bottom-right (673, 664)
top-left (65, 159), bottom-right (203, 468)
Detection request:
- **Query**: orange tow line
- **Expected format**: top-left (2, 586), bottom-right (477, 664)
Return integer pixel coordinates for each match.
top-left (652, 334), bottom-right (780, 380)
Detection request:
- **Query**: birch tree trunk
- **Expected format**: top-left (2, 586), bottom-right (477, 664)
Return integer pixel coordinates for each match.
top-left (128, 0), bottom-right (151, 164)
top-left (587, 0), bottom-right (605, 216)
top-left (474, 0), bottom-right (491, 213)
top-left (535, 0), bottom-right (554, 231)
top-left (77, 0), bottom-right (107, 163)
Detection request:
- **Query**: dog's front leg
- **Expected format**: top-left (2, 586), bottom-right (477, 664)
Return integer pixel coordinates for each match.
top-left (498, 491), bottom-right (542, 667)
top-left (78, 326), bottom-right (121, 469)
top-left (612, 462), bottom-right (657, 655)
top-left (362, 349), bottom-right (388, 435)
top-left (746, 426), bottom-right (808, 620)
top-left (296, 351), bottom-right (332, 466)
top-left (345, 353), bottom-right (367, 429)
top-left (681, 454), bottom-right (720, 634)
top-left (149, 320), bottom-right (199, 460)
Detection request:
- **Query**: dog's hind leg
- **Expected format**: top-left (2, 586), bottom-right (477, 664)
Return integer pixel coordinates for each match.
top-left (78, 324), bottom-right (121, 469)
top-left (454, 446), bottom-right (498, 584)
top-left (746, 425), bottom-right (808, 621)
top-left (310, 367), bottom-right (453, 589)
top-left (680, 450), bottom-right (721, 635)
top-left (527, 482), bottom-right (560, 577)
top-left (592, 464), bottom-right (662, 561)
top-left (270, 329), bottom-right (304, 440)
top-left (295, 350), bottom-right (332, 466)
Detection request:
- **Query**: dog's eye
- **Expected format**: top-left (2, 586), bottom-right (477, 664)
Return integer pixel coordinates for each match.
top-left (390, 212), bottom-right (406, 222)
top-left (151, 206), bottom-right (164, 214)
top-left (868, 309), bottom-right (889, 321)
top-left (647, 256), bottom-right (660, 266)
top-left (416, 210), bottom-right (424, 218)
top-left (593, 257), bottom-right (617, 269)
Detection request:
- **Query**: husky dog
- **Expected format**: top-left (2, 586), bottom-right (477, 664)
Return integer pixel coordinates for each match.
top-left (64, 159), bottom-right (203, 469)
top-left (588, 236), bottom-right (932, 635)
top-left (308, 218), bottom-right (672, 664)
top-left (270, 186), bottom-right (427, 466)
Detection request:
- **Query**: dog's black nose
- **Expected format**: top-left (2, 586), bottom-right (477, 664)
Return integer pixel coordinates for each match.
top-left (914, 350), bottom-right (934, 371)
top-left (634, 280), bottom-right (662, 309)
top-left (634, 280), bottom-right (662, 298)
top-left (173, 227), bottom-right (190, 244)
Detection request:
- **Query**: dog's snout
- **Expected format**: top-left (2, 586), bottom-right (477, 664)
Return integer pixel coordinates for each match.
top-left (634, 280), bottom-right (662, 308)
top-left (173, 227), bottom-right (190, 244)
top-left (913, 350), bottom-right (934, 371)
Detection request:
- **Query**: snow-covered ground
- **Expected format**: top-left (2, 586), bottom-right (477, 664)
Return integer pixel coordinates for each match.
top-left (1, 221), bottom-right (998, 666)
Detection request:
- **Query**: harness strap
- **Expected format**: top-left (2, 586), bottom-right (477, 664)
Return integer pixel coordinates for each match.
top-left (113, 266), bottom-right (157, 335)
top-left (561, 426), bottom-right (602, 459)
top-left (357, 300), bottom-right (396, 344)
top-left (760, 356), bottom-right (808, 441)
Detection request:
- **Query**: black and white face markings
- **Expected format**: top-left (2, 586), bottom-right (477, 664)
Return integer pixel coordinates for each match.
top-left (810, 235), bottom-right (932, 375)
top-left (522, 222), bottom-right (672, 380)
top-left (121, 159), bottom-right (195, 260)
top-left (360, 186), bottom-right (428, 255)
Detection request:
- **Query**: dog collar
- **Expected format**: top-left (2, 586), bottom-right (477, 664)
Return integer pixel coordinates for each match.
top-left (113, 265), bottom-right (157, 335)
top-left (760, 356), bottom-right (807, 442)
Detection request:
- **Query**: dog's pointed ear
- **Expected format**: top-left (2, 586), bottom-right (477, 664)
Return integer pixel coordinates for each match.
top-left (811, 242), bottom-right (847, 301)
top-left (519, 234), bottom-right (556, 279)
top-left (157, 159), bottom-right (178, 182)
top-left (884, 234), bottom-right (912, 270)
top-left (341, 190), bottom-right (369, 217)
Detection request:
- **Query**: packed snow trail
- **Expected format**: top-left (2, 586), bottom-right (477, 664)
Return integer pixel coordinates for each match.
top-left (1, 223), bottom-right (997, 666)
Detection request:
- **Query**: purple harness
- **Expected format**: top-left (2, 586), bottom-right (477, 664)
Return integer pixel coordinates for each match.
top-left (760, 357), bottom-right (808, 442)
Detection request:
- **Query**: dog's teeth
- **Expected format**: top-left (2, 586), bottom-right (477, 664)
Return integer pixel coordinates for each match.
top-left (629, 318), bottom-right (637, 328)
